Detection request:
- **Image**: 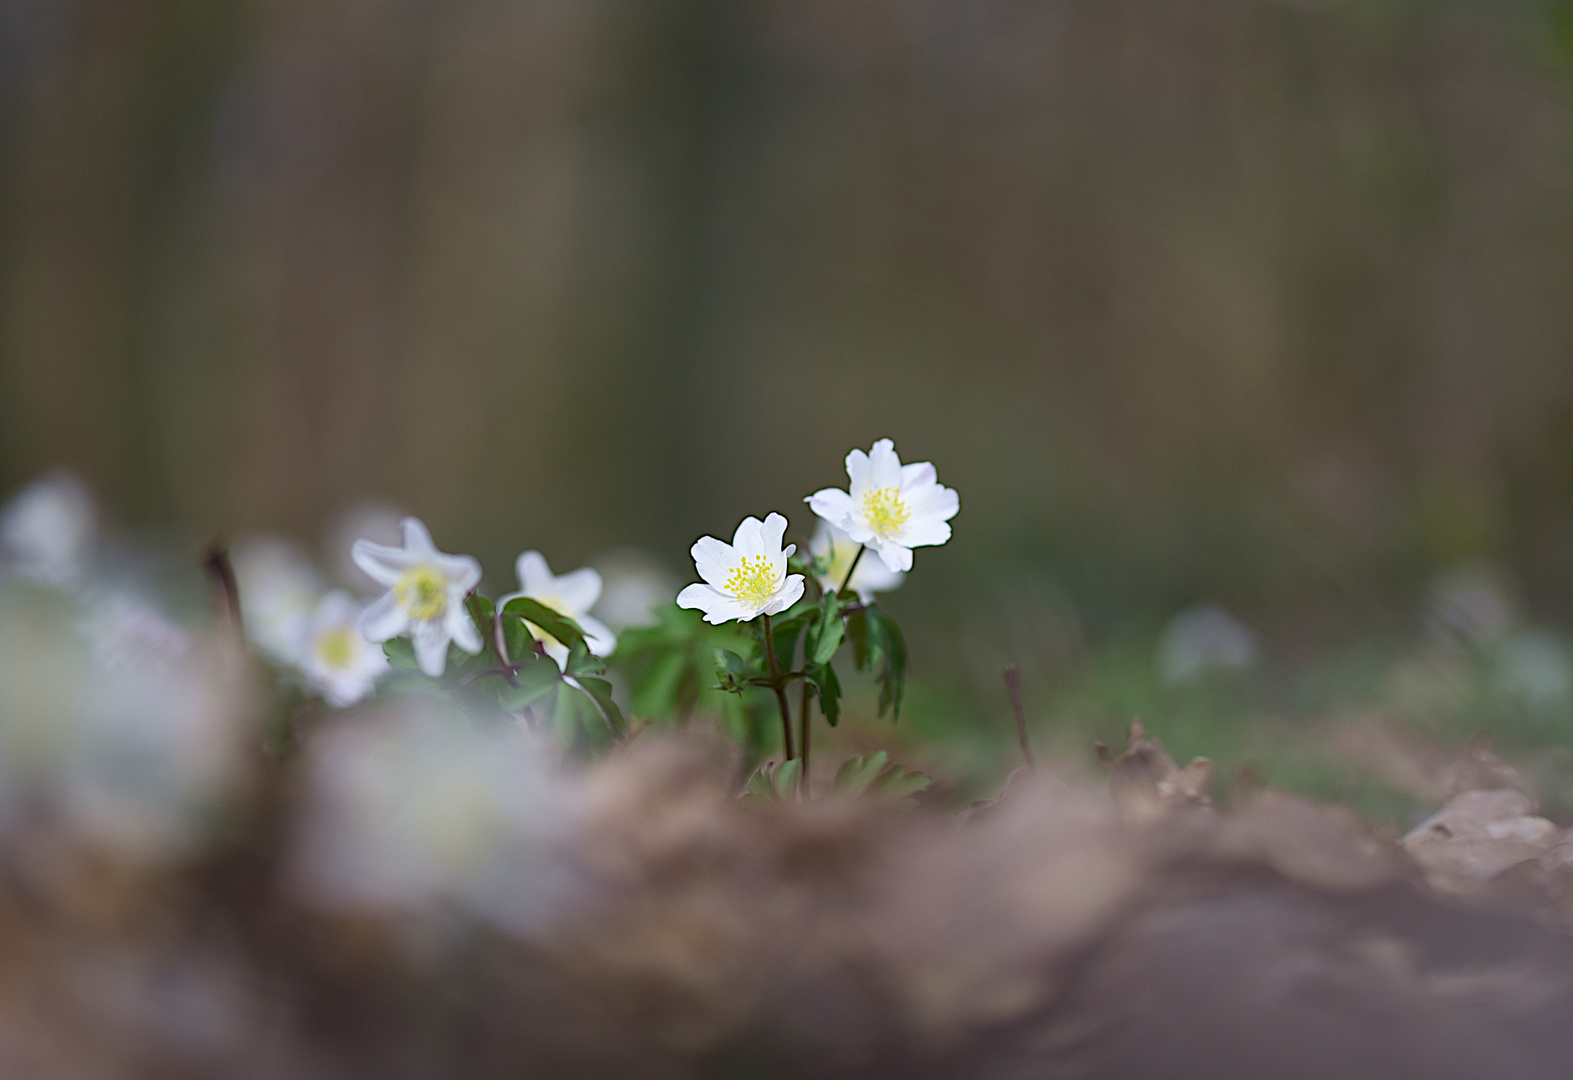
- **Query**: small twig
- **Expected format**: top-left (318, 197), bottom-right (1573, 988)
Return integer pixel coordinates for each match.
top-left (1002, 664), bottom-right (1036, 772)
top-left (838, 544), bottom-right (867, 595)
top-left (799, 678), bottom-right (813, 798)
top-left (761, 613), bottom-right (795, 761)
top-left (203, 540), bottom-right (245, 648)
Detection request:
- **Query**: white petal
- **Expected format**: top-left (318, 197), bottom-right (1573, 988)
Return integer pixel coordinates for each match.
top-left (358, 592), bottom-right (408, 642)
top-left (692, 536), bottom-right (735, 589)
top-left (446, 605), bottom-right (483, 654)
top-left (543, 639), bottom-right (570, 668)
top-left (900, 461), bottom-right (936, 489)
top-left (731, 516), bottom-right (767, 556)
top-left (897, 517), bottom-right (952, 549)
top-left (844, 448), bottom-right (874, 495)
top-left (577, 612), bottom-right (617, 657)
top-left (763, 574), bottom-right (805, 616)
top-left (435, 552), bottom-right (482, 592)
top-left (514, 551), bottom-right (553, 594)
top-left (807, 488), bottom-right (855, 528)
top-left (758, 512), bottom-right (789, 557)
top-left (906, 481), bottom-right (960, 523)
top-left (867, 438), bottom-right (903, 489)
top-left (552, 567), bottom-right (602, 614)
top-left (869, 539), bottom-right (913, 573)
top-left (400, 517), bottom-right (437, 556)
top-left (677, 582), bottom-right (750, 624)
top-left (411, 620), bottom-right (450, 677)
top-left (351, 539), bottom-right (417, 587)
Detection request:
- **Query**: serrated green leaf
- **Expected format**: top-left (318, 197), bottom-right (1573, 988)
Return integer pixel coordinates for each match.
top-left (496, 657), bottom-right (561, 711)
top-left (866, 607), bottom-right (907, 720)
top-left (805, 660), bottom-right (841, 726)
top-left (502, 596), bottom-right (589, 657)
top-left (808, 592), bottom-right (845, 665)
top-left (383, 636), bottom-right (419, 671)
top-left (871, 763), bottom-right (931, 800)
top-left (565, 640), bottom-right (605, 677)
top-left (715, 648), bottom-right (747, 678)
top-left (575, 675), bottom-right (627, 736)
top-left (834, 750), bottom-right (890, 796)
top-left (743, 758), bottom-right (801, 802)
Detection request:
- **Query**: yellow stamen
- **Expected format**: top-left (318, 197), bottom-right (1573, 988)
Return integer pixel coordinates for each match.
top-left (314, 627), bottom-right (358, 671)
top-left (861, 486), bottom-right (910, 537)
top-left (394, 564), bottom-right (449, 621)
top-left (723, 553), bottom-right (779, 607)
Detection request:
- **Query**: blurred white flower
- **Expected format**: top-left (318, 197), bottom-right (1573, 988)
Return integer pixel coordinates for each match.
top-left (326, 500), bottom-right (406, 593)
top-left (499, 552), bottom-right (616, 667)
top-left (86, 590), bottom-right (193, 673)
top-left (231, 537), bottom-right (324, 663)
top-left (589, 548), bottom-right (679, 632)
top-left (298, 590), bottom-right (388, 707)
top-left (807, 438), bottom-right (958, 573)
top-left (1156, 604), bottom-right (1260, 686)
top-left (1493, 631), bottom-right (1573, 708)
top-left (290, 705), bottom-right (576, 935)
top-left (352, 517), bottom-right (482, 678)
top-left (0, 471), bottom-right (96, 585)
top-left (0, 584), bottom-right (247, 860)
top-left (809, 519), bottom-right (904, 601)
top-left (1426, 561), bottom-right (1518, 647)
top-left (677, 513), bottom-right (805, 625)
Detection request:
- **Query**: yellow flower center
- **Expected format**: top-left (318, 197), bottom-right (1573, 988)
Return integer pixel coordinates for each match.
top-left (314, 627), bottom-right (359, 671)
top-left (860, 486), bottom-right (910, 537)
top-left (394, 564), bottom-right (449, 621)
top-left (723, 553), bottom-right (779, 608)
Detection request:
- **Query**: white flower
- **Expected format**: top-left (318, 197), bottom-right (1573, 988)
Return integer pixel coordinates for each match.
top-left (1156, 604), bottom-right (1260, 686)
top-left (352, 518), bottom-right (482, 678)
top-left (0, 472), bottom-right (96, 585)
top-left (231, 536), bottom-right (324, 663)
top-left (806, 438), bottom-right (959, 573)
top-left (676, 513), bottom-right (805, 625)
top-left (810, 520), bottom-right (904, 601)
top-left (298, 590), bottom-right (389, 707)
top-left (498, 552), bottom-right (617, 667)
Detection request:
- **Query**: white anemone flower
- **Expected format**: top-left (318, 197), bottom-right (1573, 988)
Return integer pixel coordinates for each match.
top-left (352, 518), bottom-right (482, 678)
top-left (299, 590), bottom-right (389, 707)
top-left (806, 438), bottom-right (959, 573)
top-left (0, 471), bottom-right (96, 586)
top-left (231, 536), bottom-right (324, 663)
top-left (676, 513), bottom-right (805, 625)
top-left (498, 552), bottom-right (617, 667)
top-left (809, 520), bottom-right (904, 602)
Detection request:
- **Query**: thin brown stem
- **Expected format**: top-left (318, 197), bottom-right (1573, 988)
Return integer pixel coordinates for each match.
top-left (761, 613), bottom-right (795, 760)
top-left (838, 544), bottom-right (867, 595)
top-left (798, 678), bottom-right (813, 797)
top-left (1003, 664), bottom-right (1036, 772)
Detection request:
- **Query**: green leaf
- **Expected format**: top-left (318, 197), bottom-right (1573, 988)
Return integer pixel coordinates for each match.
top-left (867, 607), bottom-right (907, 720)
top-left (804, 660), bottom-right (841, 726)
top-left (502, 596), bottom-right (589, 657)
top-left (631, 649), bottom-right (689, 717)
top-left (383, 636), bottom-right (419, 671)
top-left (743, 758), bottom-right (801, 803)
top-left (496, 656), bottom-right (561, 712)
top-left (808, 591), bottom-right (845, 665)
top-left (564, 640), bottom-right (605, 677)
top-left (833, 750), bottom-right (929, 806)
top-left (575, 676), bottom-right (627, 737)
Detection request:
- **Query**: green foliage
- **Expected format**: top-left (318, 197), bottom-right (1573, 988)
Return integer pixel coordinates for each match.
top-left (501, 596), bottom-right (589, 657)
top-left (848, 605), bottom-right (906, 720)
top-left (742, 758), bottom-right (801, 802)
top-left (832, 750), bottom-right (930, 806)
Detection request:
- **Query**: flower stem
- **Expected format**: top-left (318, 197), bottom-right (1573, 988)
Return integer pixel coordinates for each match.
top-left (838, 544), bottom-right (867, 595)
top-left (798, 678), bottom-right (813, 796)
top-left (761, 613), bottom-right (795, 760)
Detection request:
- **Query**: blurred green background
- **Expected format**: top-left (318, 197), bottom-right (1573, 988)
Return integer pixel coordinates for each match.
top-left (5, 0), bottom-right (1573, 807)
